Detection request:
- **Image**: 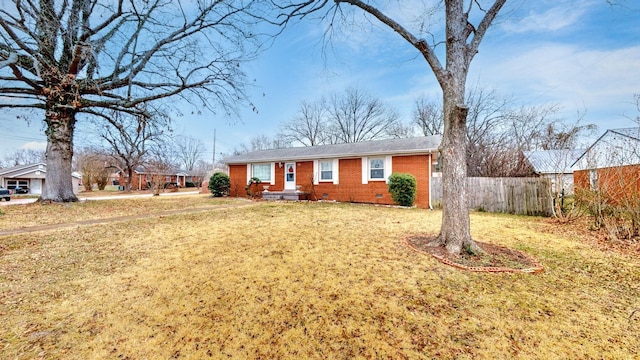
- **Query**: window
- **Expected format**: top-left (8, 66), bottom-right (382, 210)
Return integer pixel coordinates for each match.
top-left (370, 158), bottom-right (385, 179)
top-left (6, 180), bottom-right (28, 189)
top-left (320, 160), bottom-right (333, 181)
top-left (252, 163), bottom-right (271, 182)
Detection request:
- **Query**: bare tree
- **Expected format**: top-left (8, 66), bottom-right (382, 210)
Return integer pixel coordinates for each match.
top-left (173, 135), bottom-right (206, 171)
top-left (465, 86), bottom-right (513, 176)
top-left (233, 134), bottom-right (289, 155)
top-left (413, 97), bottom-right (444, 136)
top-left (0, 0), bottom-right (269, 202)
top-left (280, 99), bottom-right (329, 146)
top-left (98, 110), bottom-right (168, 192)
top-left (1, 149), bottom-right (46, 167)
top-left (145, 139), bottom-right (180, 195)
top-left (327, 87), bottom-right (401, 143)
top-left (385, 121), bottom-right (417, 139)
top-left (74, 147), bottom-right (110, 191)
top-left (538, 119), bottom-right (597, 151)
top-left (278, 0), bottom-right (508, 254)
top-left (335, 0), bottom-right (506, 254)
top-left (635, 94), bottom-right (640, 124)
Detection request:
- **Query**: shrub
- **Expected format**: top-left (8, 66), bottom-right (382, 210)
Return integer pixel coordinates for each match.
top-left (185, 181), bottom-right (196, 188)
top-left (387, 172), bottom-right (417, 207)
top-left (245, 177), bottom-right (262, 198)
top-left (208, 172), bottom-right (230, 197)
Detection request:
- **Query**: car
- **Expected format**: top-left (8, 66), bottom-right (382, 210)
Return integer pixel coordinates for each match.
top-left (0, 186), bottom-right (10, 201)
top-left (12, 186), bottom-right (29, 194)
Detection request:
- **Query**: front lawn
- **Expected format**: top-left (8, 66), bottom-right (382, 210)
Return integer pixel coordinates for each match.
top-left (1, 201), bottom-right (638, 358)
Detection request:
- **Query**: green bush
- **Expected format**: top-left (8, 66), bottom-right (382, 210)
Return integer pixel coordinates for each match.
top-left (387, 172), bottom-right (417, 207)
top-left (185, 181), bottom-right (196, 188)
top-left (208, 172), bottom-right (230, 197)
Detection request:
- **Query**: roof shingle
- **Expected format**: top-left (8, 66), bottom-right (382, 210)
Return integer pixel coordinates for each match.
top-left (224, 136), bottom-right (442, 164)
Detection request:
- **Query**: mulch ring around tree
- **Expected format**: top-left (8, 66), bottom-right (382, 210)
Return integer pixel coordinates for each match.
top-left (404, 235), bottom-right (544, 274)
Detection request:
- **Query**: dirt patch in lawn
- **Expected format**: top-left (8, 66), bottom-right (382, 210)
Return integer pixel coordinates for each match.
top-left (405, 234), bottom-right (544, 273)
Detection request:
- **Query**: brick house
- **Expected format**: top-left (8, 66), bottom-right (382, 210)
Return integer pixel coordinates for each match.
top-left (117, 168), bottom-right (203, 190)
top-left (223, 136), bottom-right (441, 208)
top-left (573, 127), bottom-right (640, 202)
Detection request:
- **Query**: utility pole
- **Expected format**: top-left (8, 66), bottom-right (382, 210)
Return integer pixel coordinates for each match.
top-left (212, 129), bottom-right (216, 171)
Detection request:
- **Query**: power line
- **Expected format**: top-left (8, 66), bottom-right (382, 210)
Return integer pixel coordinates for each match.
top-left (0, 134), bottom-right (45, 141)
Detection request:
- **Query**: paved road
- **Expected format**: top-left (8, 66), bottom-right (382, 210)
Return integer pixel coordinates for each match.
top-left (0, 191), bottom-right (201, 206)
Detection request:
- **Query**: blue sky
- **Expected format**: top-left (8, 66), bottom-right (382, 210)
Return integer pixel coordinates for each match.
top-left (1, 0), bottom-right (639, 159)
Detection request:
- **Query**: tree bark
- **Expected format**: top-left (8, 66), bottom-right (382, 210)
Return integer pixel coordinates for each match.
top-left (125, 167), bottom-right (134, 192)
top-left (432, 99), bottom-right (483, 254)
top-left (39, 113), bottom-right (79, 202)
top-left (430, 0), bottom-right (484, 254)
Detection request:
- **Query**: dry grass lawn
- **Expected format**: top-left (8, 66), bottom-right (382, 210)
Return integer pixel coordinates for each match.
top-left (0, 194), bottom-right (237, 230)
top-left (0, 198), bottom-right (638, 359)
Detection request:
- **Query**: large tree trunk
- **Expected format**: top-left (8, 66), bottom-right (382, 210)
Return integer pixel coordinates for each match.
top-left (39, 113), bottom-right (79, 203)
top-left (125, 167), bottom-right (134, 193)
top-left (430, 0), bottom-right (483, 254)
top-left (432, 91), bottom-right (482, 254)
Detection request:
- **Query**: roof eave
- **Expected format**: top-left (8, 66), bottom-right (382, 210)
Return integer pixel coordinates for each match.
top-left (225, 148), bottom-right (439, 165)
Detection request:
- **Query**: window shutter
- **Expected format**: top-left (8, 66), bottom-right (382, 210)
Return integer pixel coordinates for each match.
top-left (361, 157), bottom-right (368, 184)
top-left (313, 160), bottom-right (319, 185)
top-left (270, 163), bottom-right (276, 185)
top-left (385, 156), bottom-right (393, 183)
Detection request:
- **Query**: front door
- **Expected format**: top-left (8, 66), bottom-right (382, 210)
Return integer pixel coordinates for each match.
top-left (284, 162), bottom-right (296, 190)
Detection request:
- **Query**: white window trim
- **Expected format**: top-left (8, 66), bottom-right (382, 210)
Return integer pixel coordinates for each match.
top-left (314, 159), bottom-right (340, 185)
top-left (385, 156), bottom-right (392, 184)
top-left (361, 157), bottom-right (368, 184)
top-left (248, 163), bottom-right (275, 185)
top-left (313, 160), bottom-right (319, 185)
top-left (270, 163), bottom-right (276, 185)
top-left (366, 156), bottom-right (391, 182)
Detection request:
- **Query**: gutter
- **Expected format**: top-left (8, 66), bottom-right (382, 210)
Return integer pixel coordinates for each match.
top-left (428, 154), bottom-right (433, 210)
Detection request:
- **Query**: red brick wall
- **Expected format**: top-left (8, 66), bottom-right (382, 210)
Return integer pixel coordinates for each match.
top-left (575, 165), bottom-right (640, 203)
top-left (227, 154), bottom-right (434, 207)
top-left (391, 155), bottom-right (431, 208)
top-left (574, 170), bottom-right (589, 192)
top-left (228, 165), bottom-right (247, 197)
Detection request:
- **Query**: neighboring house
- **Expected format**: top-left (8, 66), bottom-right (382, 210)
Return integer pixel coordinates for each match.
top-left (573, 127), bottom-right (640, 201)
top-left (0, 162), bottom-right (82, 194)
top-left (523, 149), bottom-right (585, 195)
top-left (223, 136), bottom-right (441, 208)
top-left (117, 167), bottom-right (204, 190)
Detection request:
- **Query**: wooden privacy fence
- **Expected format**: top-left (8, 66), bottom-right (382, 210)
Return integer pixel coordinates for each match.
top-left (431, 177), bottom-right (553, 216)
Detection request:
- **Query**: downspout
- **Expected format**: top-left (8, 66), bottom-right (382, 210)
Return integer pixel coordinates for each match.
top-left (428, 153), bottom-right (433, 210)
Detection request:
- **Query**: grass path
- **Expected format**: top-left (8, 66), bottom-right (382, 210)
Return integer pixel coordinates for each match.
top-left (1, 201), bottom-right (638, 359)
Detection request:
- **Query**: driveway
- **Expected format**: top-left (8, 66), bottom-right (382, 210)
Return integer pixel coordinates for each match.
top-left (0, 191), bottom-right (201, 206)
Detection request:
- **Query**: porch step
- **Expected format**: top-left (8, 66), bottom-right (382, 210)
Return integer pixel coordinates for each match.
top-left (262, 191), bottom-right (309, 201)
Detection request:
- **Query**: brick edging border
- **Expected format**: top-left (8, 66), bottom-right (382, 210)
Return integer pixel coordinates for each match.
top-left (402, 236), bottom-right (544, 274)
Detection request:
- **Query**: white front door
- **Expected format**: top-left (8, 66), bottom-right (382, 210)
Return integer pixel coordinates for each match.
top-left (284, 162), bottom-right (296, 190)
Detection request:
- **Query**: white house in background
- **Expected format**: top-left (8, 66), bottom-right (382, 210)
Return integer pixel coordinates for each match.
top-left (523, 149), bottom-right (585, 195)
top-left (0, 162), bottom-right (82, 195)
